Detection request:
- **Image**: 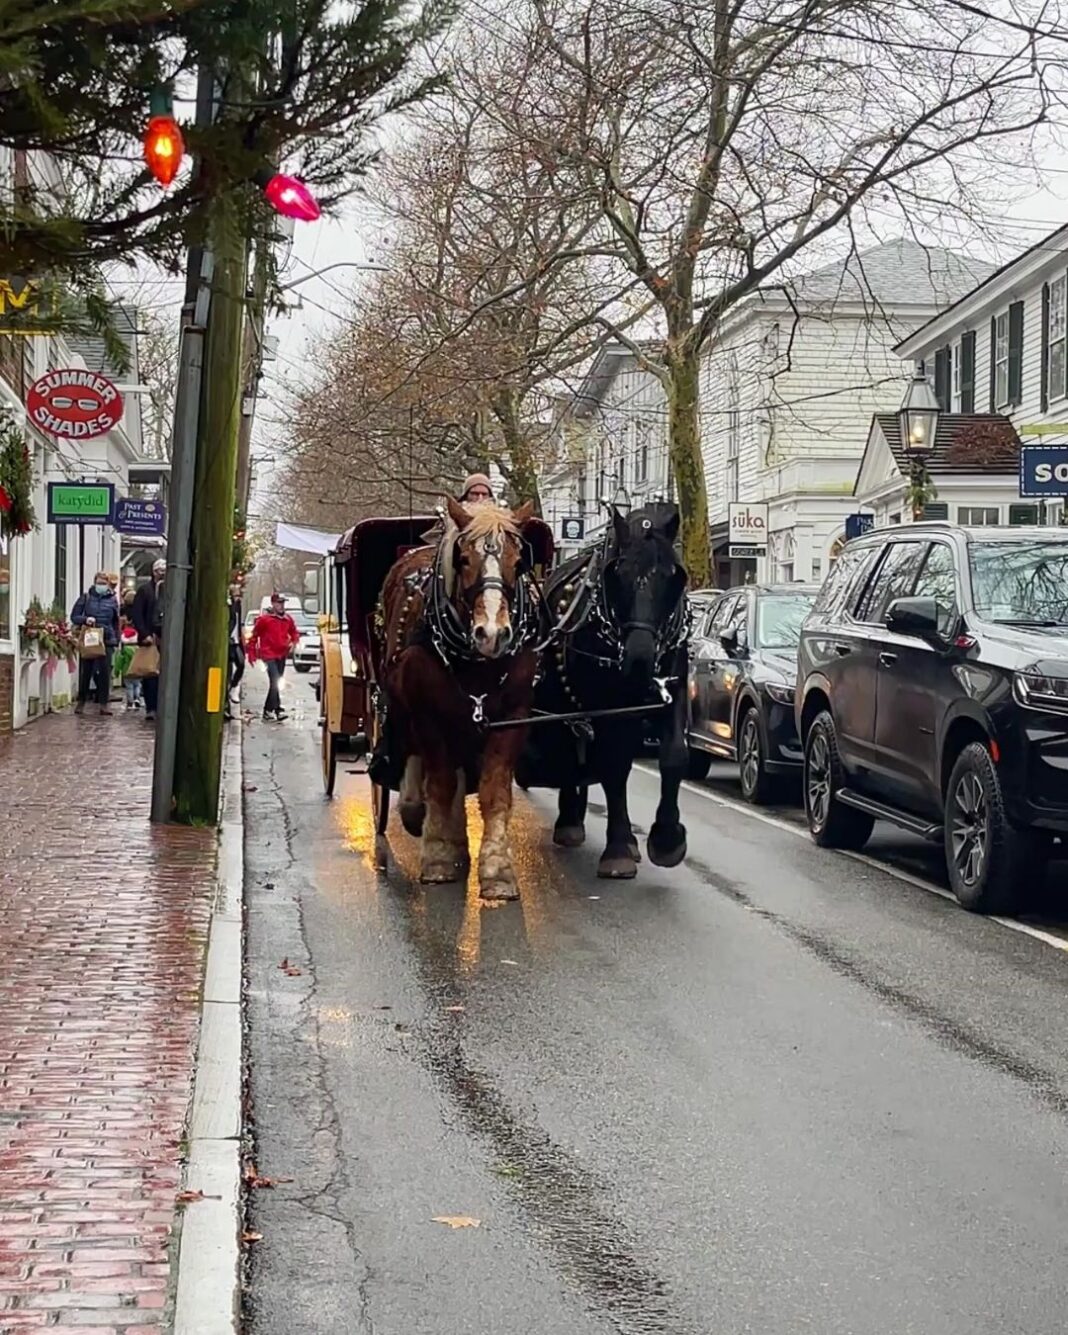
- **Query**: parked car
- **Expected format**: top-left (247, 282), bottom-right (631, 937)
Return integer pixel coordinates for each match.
top-left (289, 611), bottom-right (321, 673)
top-left (797, 522), bottom-right (1068, 914)
top-left (687, 583), bottom-right (817, 801)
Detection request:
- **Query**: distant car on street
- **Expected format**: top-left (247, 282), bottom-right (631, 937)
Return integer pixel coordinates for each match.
top-left (687, 583), bottom-right (817, 801)
top-left (289, 609), bottom-right (321, 673)
top-left (797, 522), bottom-right (1068, 914)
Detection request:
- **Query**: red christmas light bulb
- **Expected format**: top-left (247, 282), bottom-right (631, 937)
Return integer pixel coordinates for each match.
top-left (263, 173), bottom-right (320, 222)
top-left (144, 115), bottom-right (184, 187)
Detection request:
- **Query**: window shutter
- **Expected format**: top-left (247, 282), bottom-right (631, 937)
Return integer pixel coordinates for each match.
top-left (1041, 283), bottom-right (1050, 413)
top-left (922, 503), bottom-right (949, 521)
top-left (1008, 300), bottom-right (1024, 406)
top-left (934, 346), bottom-right (950, 410)
top-left (989, 315), bottom-right (997, 411)
top-left (960, 331), bottom-right (976, 413)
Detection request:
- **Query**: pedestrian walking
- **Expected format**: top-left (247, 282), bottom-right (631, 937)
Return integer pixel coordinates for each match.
top-left (71, 572), bottom-right (120, 716)
top-left (131, 558), bottom-right (165, 721)
top-left (117, 621), bottom-right (142, 710)
top-left (226, 582), bottom-right (245, 722)
top-left (247, 593), bottom-right (299, 722)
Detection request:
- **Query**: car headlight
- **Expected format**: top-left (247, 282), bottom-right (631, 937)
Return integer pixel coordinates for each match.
top-left (1013, 672), bottom-right (1068, 710)
top-left (766, 680), bottom-right (796, 706)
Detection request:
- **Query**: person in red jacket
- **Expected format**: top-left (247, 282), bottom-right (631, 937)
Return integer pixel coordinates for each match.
top-left (247, 593), bottom-right (300, 721)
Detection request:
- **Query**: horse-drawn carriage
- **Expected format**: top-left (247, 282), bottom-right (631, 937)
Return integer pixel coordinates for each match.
top-left (318, 499), bottom-right (691, 894)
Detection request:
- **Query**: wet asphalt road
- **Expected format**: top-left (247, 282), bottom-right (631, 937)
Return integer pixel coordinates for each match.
top-left (242, 672), bottom-right (1068, 1335)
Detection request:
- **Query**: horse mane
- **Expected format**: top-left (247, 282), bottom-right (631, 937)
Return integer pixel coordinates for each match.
top-left (440, 501), bottom-right (521, 590)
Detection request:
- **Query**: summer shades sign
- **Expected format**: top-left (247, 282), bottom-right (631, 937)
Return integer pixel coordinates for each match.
top-left (26, 369), bottom-right (125, 440)
top-left (47, 483), bottom-right (114, 525)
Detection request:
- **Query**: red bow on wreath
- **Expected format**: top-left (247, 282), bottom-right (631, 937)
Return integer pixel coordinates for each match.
top-left (0, 485), bottom-right (10, 513)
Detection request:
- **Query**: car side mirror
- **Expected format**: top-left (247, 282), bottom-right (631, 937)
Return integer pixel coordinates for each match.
top-left (886, 596), bottom-right (940, 641)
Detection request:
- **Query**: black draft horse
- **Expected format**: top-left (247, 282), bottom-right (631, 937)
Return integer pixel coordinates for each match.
top-left (516, 502), bottom-right (691, 878)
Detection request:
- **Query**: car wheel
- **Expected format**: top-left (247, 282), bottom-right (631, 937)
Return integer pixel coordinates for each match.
top-left (295, 664), bottom-right (310, 674)
top-left (738, 707), bottom-right (773, 805)
top-left (944, 742), bottom-right (1044, 914)
top-left (687, 747), bottom-right (712, 781)
top-left (803, 711), bottom-right (873, 850)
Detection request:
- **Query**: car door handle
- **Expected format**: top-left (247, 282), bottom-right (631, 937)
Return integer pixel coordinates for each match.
top-left (832, 642), bottom-right (852, 656)
top-left (879, 651), bottom-right (898, 666)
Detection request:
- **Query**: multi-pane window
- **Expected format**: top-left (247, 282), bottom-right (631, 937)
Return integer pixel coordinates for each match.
top-left (1048, 277), bottom-right (1067, 402)
top-left (726, 405), bottom-right (740, 503)
top-left (994, 312), bottom-right (1010, 406)
top-left (635, 421), bottom-right (649, 484)
top-left (54, 523), bottom-right (68, 612)
top-left (951, 342), bottom-right (962, 411)
top-left (957, 506), bottom-right (1000, 526)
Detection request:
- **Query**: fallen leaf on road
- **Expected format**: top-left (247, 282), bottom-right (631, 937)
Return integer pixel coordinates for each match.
top-left (249, 1175), bottom-right (294, 1189)
top-left (241, 1231), bottom-right (263, 1243)
top-left (444, 1004), bottom-right (465, 1013)
top-left (279, 958), bottom-right (302, 977)
top-left (176, 1189), bottom-right (206, 1203)
top-left (432, 1215), bottom-right (481, 1229)
top-left (242, 784), bottom-right (258, 793)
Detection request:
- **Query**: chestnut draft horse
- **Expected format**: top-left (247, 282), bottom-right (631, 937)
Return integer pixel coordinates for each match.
top-left (377, 497), bottom-right (538, 900)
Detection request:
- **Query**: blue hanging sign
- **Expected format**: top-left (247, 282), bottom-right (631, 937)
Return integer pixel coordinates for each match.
top-left (845, 513), bottom-right (874, 541)
top-left (113, 497), bottom-right (167, 536)
top-left (1020, 446), bottom-right (1068, 497)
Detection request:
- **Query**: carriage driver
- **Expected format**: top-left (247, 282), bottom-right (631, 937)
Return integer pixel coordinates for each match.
top-left (421, 473), bottom-right (496, 544)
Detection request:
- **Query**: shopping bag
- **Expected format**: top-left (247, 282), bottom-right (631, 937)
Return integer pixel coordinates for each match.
top-left (79, 626), bottom-right (106, 660)
top-left (127, 642), bottom-right (161, 678)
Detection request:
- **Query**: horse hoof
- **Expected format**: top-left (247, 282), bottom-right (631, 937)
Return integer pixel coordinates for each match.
top-left (419, 862), bottom-right (462, 885)
top-left (627, 841), bottom-right (642, 864)
top-left (648, 823), bottom-right (687, 869)
top-left (480, 877), bottom-right (520, 901)
top-left (553, 824), bottom-right (585, 848)
top-left (597, 855), bottom-right (637, 880)
top-left (399, 800), bottom-right (426, 837)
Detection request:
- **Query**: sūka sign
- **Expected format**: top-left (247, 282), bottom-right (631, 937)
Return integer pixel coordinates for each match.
top-left (25, 368), bottom-right (124, 441)
top-left (728, 501), bottom-right (768, 558)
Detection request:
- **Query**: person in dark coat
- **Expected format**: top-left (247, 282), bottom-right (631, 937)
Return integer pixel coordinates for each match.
top-left (131, 558), bottom-right (166, 720)
top-left (226, 582), bottom-right (245, 721)
top-left (71, 572), bottom-right (121, 715)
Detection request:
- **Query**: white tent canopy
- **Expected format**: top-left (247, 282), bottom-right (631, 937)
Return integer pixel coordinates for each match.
top-left (274, 522), bottom-right (339, 556)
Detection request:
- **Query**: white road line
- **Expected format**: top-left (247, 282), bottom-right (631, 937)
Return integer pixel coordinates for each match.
top-left (636, 764), bottom-right (1068, 957)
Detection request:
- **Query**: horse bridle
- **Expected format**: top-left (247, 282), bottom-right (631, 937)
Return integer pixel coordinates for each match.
top-left (426, 529), bottom-right (537, 663)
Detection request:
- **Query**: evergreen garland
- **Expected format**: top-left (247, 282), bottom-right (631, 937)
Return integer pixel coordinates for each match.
top-left (0, 412), bottom-right (37, 539)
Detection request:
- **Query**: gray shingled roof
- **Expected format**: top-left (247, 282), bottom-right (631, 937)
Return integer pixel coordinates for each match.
top-left (66, 305), bottom-right (138, 379)
top-left (874, 412), bottom-right (1020, 475)
top-left (786, 239), bottom-right (995, 309)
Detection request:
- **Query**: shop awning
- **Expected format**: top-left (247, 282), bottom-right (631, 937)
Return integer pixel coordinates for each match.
top-left (274, 522), bottom-right (340, 556)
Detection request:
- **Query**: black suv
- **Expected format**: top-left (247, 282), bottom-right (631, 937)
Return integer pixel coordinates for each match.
top-left (796, 524), bottom-right (1068, 913)
top-left (688, 584), bottom-right (817, 801)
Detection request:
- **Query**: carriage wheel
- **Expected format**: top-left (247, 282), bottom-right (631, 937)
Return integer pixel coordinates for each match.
top-left (321, 719), bottom-right (338, 798)
top-left (370, 704), bottom-right (390, 868)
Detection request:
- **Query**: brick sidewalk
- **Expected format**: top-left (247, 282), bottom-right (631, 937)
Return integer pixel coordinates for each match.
top-left (0, 711), bottom-right (217, 1333)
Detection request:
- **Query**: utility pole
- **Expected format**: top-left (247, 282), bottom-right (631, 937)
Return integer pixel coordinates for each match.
top-left (235, 239), bottom-right (271, 514)
top-left (171, 183), bottom-right (249, 823)
top-left (151, 65), bottom-right (214, 826)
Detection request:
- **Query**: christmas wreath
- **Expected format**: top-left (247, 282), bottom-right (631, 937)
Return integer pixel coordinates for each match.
top-left (0, 411), bottom-right (37, 539)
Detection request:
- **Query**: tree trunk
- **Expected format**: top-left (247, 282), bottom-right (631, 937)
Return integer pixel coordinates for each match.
top-left (495, 399), bottom-right (543, 515)
top-left (666, 346), bottom-right (711, 587)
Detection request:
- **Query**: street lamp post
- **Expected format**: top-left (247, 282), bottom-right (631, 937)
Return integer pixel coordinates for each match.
top-left (898, 363), bottom-right (940, 520)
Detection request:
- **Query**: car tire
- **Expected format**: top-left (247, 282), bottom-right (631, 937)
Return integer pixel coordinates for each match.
top-left (687, 747), bottom-right (712, 781)
top-left (295, 664), bottom-right (311, 674)
top-left (803, 711), bottom-right (873, 850)
top-left (737, 706), bottom-right (773, 805)
top-left (944, 742), bottom-right (1044, 914)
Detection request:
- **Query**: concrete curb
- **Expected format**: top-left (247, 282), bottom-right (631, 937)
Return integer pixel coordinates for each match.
top-left (173, 726), bottom-right (245, 1335)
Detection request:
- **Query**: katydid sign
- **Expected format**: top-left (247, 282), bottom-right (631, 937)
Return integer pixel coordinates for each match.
top-left (26, 369), bottom-right (124, 441)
